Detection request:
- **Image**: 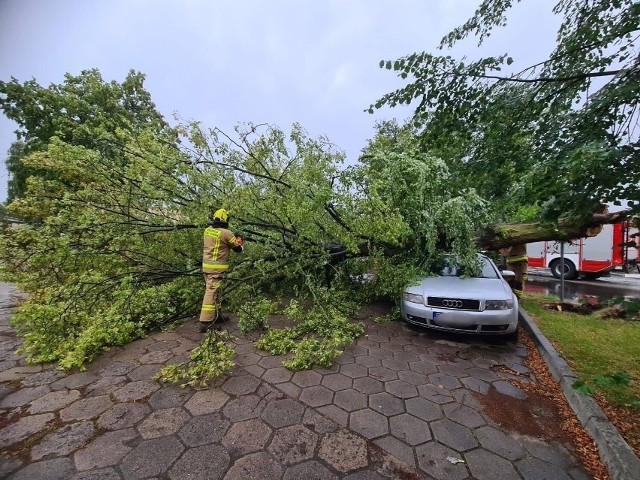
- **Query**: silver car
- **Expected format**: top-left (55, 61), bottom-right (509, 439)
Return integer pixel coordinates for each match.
top-left (400, 254), bottom-right (519, 339)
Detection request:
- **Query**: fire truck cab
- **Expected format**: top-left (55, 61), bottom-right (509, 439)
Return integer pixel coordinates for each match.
top-left (527, 222), bottom-right (638, 280)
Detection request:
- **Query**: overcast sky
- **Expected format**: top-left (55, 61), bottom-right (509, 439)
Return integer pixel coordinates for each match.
top-left (0, 0), bottom-right (559, 203)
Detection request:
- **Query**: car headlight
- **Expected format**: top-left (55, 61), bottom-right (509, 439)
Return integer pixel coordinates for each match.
top-left (403, 293), bottom-right (424, 304)
top-left (485, 299), bottom-right (513, 310)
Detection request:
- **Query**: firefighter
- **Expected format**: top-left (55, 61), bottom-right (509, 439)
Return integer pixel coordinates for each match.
top-left (199, 208), bottom-right (243, 333)
top-left (500, 244), bottom-right (528, 297)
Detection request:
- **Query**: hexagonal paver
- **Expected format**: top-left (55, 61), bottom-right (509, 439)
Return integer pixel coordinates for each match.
top-left (268, 424), bottom-right (318, 465)
top-left (113, 380), bottom-right (160, 402)
top-left (428, 373), bottom-right (462, 390)
top-left (397, 370), bottom-right (427, 386)
top-left (339, 363), bottom-right (368, 379)
top-left (27, 389), bottom-right (82, 414)
top-left (443, 403), bottom-right (486, 428)
top-left (222, 375), bottom-right (261, 395)
top-left (223, 394), bottom-right (266, 421)
top-left (120, 436), bottom-right (185, 479)
top-left (431, 418), bottom-right (478, 452)
top-left (137, 407), bottom-right (191, 439)
top-left (385, 380), bottom-right (418, 399)
top-left (354, 356), bottom-right (382, 368)
top-left (292, 370), bottom-right (322, 387)
top-left (257, 356), bottom-right (285, 369)
top-left (0, 385), bottom-right (50, 409)
top-left (334, 389), bottom-right (367, 412)
top-left (59, 395), bottom-right (113, 422)
top-left (460, 376), bottom-right (490, 394)
top-left (368, 366), bottom-right (397, 382)
top-left (299, 385), bottom-right (334, 407)
top-left (98, 403), bottom-right (151, 430)
top-left (515, 456), bottom-right (574, 480)
top-left (349, 408), bottom-right (389, 439)
top-left (374, 435), bottom-right (416, 468)
top-left (405, 397), bottom-right (443, 422)
top-left (322, 373), bottom-right (353, 391)
top-left (235, 353), bottom-right (262, 367)
top-left (223, 452), bottom-right (283, 480)
top-left (415, 442), bottom-right (468, 480)
top-left (389, 413), bottom-right (432, 445)
top-left (393, 351), bottom-right (419, 362)
top-left (318, 430), bottom-right (368, 472)
top-left (169, 444), bottom-right (230, 480)
top-left (283, 460), bottom-right (338, 480)
top-left (408, 361), bottom-right (438, 375)
top-left (138, 350), bottom-right (173, 364)
top-left (381, 358), bottom-right (409, 371)
top-left (222, 418), bottom-right (272, 455)
top-left (317, 405), bottom-right (349, 427)
top-left (261, 398), bottom-right (305, 428)
top-left (147, 386), bottom-right (192, 410)
top-left (74, 428), bottom-right (138, 471)
top-left (185, 389), bottom-right (229, 415)
top-left (31, 422), bottom-right (96, 461)
top-left (475, 426), bottom-right (526, 461)
top-left (369, 392), bottom-right (405, 416)
top-left (179, 412), bottom-right (230, 446)
top-left (262, 367), bottom-right (293, 384)
top-left (417, 384), bottom-right (454, 404)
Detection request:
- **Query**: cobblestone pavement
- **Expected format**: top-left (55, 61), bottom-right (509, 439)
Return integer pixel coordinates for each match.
top-left (0, 282), bottom-right (593, 479)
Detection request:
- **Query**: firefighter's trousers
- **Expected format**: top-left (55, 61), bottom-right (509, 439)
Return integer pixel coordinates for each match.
top-left (200, 273), bottom-right (224, 323)
top-left (508, 260), bottom-right (528, 297)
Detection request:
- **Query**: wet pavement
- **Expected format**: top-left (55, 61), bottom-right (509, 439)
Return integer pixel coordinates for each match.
top-left (0, 282), bottom-right (594, 479)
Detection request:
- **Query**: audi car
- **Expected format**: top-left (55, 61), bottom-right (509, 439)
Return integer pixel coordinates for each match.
top-left (400, 254), bottom-right (519, 339)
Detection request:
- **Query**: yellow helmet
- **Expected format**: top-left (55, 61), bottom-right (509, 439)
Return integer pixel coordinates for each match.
top-left (213, 208), bottom-right (229, 223)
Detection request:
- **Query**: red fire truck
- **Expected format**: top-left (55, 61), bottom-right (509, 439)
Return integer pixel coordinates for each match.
top-left (527, 221), bottom-right (639, 280)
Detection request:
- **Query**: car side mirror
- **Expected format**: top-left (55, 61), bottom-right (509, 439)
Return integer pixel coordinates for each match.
top-left (500, 269), bottom-right (515, 287)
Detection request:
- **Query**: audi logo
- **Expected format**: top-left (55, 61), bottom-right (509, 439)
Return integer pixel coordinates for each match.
top-left (443, 299), bottom-right (463, 308)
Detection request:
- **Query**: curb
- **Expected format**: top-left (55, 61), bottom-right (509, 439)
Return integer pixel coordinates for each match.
top-left (519, 307), bottom-right (640, 480)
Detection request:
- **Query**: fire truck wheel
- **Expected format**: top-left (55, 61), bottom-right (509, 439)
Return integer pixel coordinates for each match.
top-left (549, 259), bottom-right (577, 280)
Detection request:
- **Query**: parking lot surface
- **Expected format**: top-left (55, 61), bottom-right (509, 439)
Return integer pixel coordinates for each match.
top-left (0, 283), bottom-right (592, 479)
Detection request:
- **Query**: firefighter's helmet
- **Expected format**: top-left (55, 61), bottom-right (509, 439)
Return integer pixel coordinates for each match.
top-left (213, 208), bottom-right (229, 223)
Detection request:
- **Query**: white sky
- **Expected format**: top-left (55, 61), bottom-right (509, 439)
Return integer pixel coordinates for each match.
top-left (0, 0), bottom-right (560, 202)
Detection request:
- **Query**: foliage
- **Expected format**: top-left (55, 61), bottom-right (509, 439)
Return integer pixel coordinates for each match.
top-left (155, 330), bottom-right (235, 388)
top-left (237, 297), bottom-right (279, 333)
top-left (373, 0), bottom-right (640, 224)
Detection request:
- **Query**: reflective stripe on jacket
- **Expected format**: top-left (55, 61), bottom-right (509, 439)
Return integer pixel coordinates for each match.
top-left (202, 226), bottom-right (240, 274)
top-left (505, 244), bottom-right (528, 264)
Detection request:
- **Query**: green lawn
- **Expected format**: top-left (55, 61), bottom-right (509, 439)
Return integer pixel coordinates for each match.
top-left (520, 294), bottom-right (640, 408)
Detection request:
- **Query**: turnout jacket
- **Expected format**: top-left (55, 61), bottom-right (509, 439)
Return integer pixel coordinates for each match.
top-left (202, 226), bottom-right (242, 274)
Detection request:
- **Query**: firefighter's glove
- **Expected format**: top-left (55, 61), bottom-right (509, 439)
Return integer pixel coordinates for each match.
top-left (235, 236), bottom-right (244, 247)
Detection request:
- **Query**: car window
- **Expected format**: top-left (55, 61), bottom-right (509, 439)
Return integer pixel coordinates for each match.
top-left (436, 257), bottom-right (499, 279)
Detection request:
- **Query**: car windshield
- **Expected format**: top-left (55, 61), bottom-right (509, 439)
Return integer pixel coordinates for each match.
top-left (435, 256), bottom-right (499, 279)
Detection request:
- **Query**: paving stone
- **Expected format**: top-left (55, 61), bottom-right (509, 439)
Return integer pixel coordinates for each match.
top-left (275, 381), bottom-right (302, 399)
top-left (60, 395), bottom-right (113, 422)
top-left (493, 380), bottom-right (527, 399)
top-left (437, 363), bottom-right (469, 377)
top-left (21, 370), bottom-right (65, 387)
top-left (223, 394), bottom-right (266, 421)
top-left (168, 443), bottom-right (230, 480)
top-left (392, 351), bottom-right (419, 362)
top-left (222, 374), bottom-right (261, 395)
top-left (442, 403), bottom-right (486, 428)
top-left (333, 388), bottom-right (367, 412)
top-left (334, 353), bottom-right (355, 365)
top-left (369, 392), bottom-right (405, 416)
top-left (74, 428), bottom-right (138, 471)
top-left (465, 448), bottom-right (521, 480)
top-left (415, 442), bottom-right (469, 480)
top-left (322, 373), bottom-right (353, 390)
top-left (222, 418), bottom-right (272, 455)
top-left (31, 421), bottom-right (95, 460)
top-left (460, 376), bottom-right (491, 394)
top-left (179, 411), bottom-right (230, 446)
top-left (299, 385), bottom-right (334, 407)
top-left (475, 426), bottom-right (526, 460)
top-left (185, 388), bottom-right (229, 415)
top-left (137, 406), bottom-right (190, 439)
top-left (431, 418), bottom-right (478, 452)
top-left (0, 385), bottom-right (50, 408)
top-left (119, 436), bottom-right (185, 479)
top-left (223, 451), bottom-right (283, 480)
top-left (389, 413), bottom-right (432, 445)
top-left (7, 457), bottom-right (75, 480)
top-left (0, 413), bottom-right (55, 448)
top-left (521, 439), bottom-right (574, 469)
top-left (126, 364), bottom-right (163, 381)
top-left (113, 380), bottom-right (160, 402)
top-left (466, 367), bottom-right (500, 382)
top-left (50, 372), bottom-right (99, 390)
top-left (85, 375), bottom-right (127, 396)
top-left (138, 350), bottom-right (173, 364)
top-left (147, 386), bottom-right (192, 410)
top-left (316, 405), bottom-right (349, 427)
top-left (367, 348), bottom-right (393, 360)
top-left (283, 460), bottom-right (338, 480)
top-left (318, 430), bottom-right (368, 472)
top-left (268, 424), bottom-right (318, 465)
top-left (368, 366), bottom-right (398, 382)
top-left (28, 389), bottom-right (82, 414)
top-left (354, 355), bottom-right (382, 368)
top-left (516, 456), bottom-right (574, 480)
top-left (261, 398), bottom-right (305, 428)
top-left (262, 367), bottom-right (293, 384)
top-left (381, 358), bottom-right (409, 371)
top-left (408, 361), bottom-right (438, 375)
top-left (428, 372), bottom-right (462, 390)
top-left (302, 408), bottom-right (340, 434)
top-left (568, 466), bottom-right (592, 480)
top-left (349, 408), bottom-right (389, 439)
top-left (291, 370), bottom-right (322, 387)
top-left (417, 384), bottom-right (454, 404)
top-left (373, 435), bottom-right (416, 468)
top-left (404, 396), bottom-right (443, 422)
top-left (397, 370), bottom-right (428, 386)
top-left (98, 403), bottom-right (150, 430)
top-left (0, 454), bottom-right (22, 478)
top-left (385, 379), bottom-right (418, 399)
top-left (343, 471), bottom-right (386, 480)
top-left (352, 376), bottom-right (384, 395)
top-left (100, 361), bottom-right (137, 376)
top-left (0, 365), bottom-right (42, 382)
top-left (69, 468), bottom-right (121, 480)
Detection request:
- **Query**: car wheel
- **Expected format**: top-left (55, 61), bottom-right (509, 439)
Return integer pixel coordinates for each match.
top-left (549, 259), bottom-right (577, 280)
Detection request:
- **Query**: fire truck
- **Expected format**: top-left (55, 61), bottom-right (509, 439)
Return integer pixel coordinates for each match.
top-left (527, 221), bottom-right (639, 280)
